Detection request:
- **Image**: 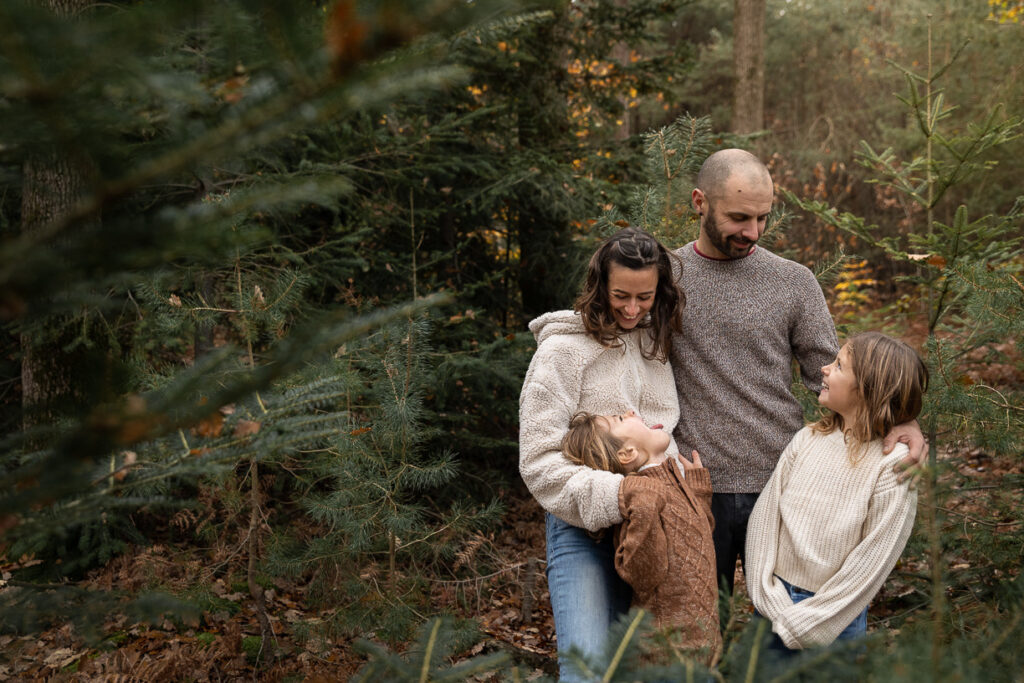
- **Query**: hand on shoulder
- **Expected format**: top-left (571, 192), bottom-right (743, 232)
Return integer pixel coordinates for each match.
top-left (679, 449), bottom-right (703, 470)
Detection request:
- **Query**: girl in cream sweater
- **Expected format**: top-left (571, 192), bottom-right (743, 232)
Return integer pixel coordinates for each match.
top-left (745, 332), bottom-right (927, 651)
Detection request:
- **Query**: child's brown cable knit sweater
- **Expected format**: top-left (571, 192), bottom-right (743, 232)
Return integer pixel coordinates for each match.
top-left (614, 458), bottom-right (721, 663)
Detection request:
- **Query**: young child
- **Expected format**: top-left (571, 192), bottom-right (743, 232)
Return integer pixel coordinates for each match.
top-left (745, 331), bottom-right (928, 651)
top-left (561, 410), bottom-right (721, 663)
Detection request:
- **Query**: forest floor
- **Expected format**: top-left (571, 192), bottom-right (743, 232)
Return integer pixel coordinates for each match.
top-left (1, 439), bottom-right (1020, 681)
top-left (0, 489), bottom-right (556, 682)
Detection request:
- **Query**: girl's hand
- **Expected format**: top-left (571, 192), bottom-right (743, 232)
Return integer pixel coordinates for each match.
top-left (680, 449), bottom-right (703, 470)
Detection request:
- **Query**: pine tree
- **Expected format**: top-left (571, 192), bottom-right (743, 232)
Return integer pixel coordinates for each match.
top-left (613, 113), bottom-right (715, 242)
top-left (260, 316), bottom-right (503, 644)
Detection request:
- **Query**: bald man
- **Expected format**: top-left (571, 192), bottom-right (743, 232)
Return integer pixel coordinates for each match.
top-left (670, 149), bottom-right (924, 594)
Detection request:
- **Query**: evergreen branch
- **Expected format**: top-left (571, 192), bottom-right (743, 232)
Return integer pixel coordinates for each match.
top-left (276, 383), bottom-right (354, 415)
top-left (927, 249), bottom-right (956, 332)
top-left (1, 294), bottom-right (450, 516)
top-left (427, 559), bottom-right (543, 585)
top-left (929, 39), bottom-right (970, 82)
top-left (767, 638), bottom-right (869, 683)
top-left (970, 607), bottom-right (1024, 667)
top-left (929, 107), bottom-right (1020, 208)
top-left (937, 507), bottom-right (1022, 529)
top-left (3, 85), bottom-right (314, 265)
top-left (102, 409), bottom-right (355, 493)
top-left (634, 187), bottom-right (658, 232)
top-left (718, 584), bottom-right (747, 665)
top-left (927, 413), bottom-right (1004, 435)
top-left (810, 246), bottom-right (849, 289)
top-left (145, 294), bottom-right (448, 435)
top-left (602, 608), bottom-right (645, 682)
top-left (90, 461), bottom-right (139, 488)
top-left (304, 491), bottom-right (383, 519)
top-left (187, 306), bottom-right (244, 314)
top-left (266, 272), bottom-right (301, 311)
top-left (393, 509), bottom-right (471, 550)
top-left (362, 571), bottom-right (429, 620)
top-left (671, 114), bottom-right (713, 179)
top-left (100, 458), bottom-right (234, 493)
top-left (885, 58), bottom-right (929, 85)
top-left (419, 618), bottom-right (441, 683)
top-left (1, 61), bottom-right (464, 285)
top-left (290, 544), bottom-right (353, 565)
top-left (855, 142), bottom-right (924, 197)
top-left (971, 384), bottom-right (1024, 415)
top-left (449, 9), bottom-right (556, 52)
top-left (744, 619), bottom-right (767, 683)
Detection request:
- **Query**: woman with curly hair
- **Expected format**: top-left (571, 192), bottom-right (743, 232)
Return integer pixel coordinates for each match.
top-left (519, 226), bottom-right (689, 680)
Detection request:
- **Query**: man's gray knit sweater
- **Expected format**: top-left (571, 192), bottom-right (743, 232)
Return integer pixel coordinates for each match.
top-left (670, 243), bottom-right (838, 494)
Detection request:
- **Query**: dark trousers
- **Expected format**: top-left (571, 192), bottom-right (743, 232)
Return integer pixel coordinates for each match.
top-left (711, 492), bottom-right (760, 594)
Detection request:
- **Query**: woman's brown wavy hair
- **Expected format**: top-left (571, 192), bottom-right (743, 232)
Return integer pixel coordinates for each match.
top-left (811, 332), bottom-right (928, 462)
top-left (574, 226), bottom-right (684, 362)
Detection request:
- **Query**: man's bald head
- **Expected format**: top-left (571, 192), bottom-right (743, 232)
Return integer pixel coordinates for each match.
top-left (696, 149), bottom-right (772, 199)
top-left (691, 149), bottom-right (774, 259)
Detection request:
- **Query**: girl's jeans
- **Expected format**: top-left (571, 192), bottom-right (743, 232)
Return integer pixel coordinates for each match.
top-left (764, 577), bottom-right (868, 655)
top-left (545, 513), bottom-right (631, 682)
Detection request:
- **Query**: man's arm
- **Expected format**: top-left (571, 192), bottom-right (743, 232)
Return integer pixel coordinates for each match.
top-left (791, 268), bottom-right (840, 393)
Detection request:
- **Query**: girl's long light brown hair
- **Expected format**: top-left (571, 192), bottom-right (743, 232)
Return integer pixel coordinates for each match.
top-left (812, 332), bottom-right (928, 461)
top-left (561, 411), bottom-right (629, 474)
top-left (574, 226), bottom-right (684, 362)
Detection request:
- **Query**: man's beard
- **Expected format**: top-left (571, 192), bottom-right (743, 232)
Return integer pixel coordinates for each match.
top-left (704, 208), bottom-right (757, 259)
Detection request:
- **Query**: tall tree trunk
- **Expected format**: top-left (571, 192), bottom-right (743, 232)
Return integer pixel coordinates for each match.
top-left (21, 0), bottom-right (96, 428)
top-left (612, 0), bottom-right (634, 140)
top-left (20, 155), bottom-right (90, 423)
top-left (731, 0), bottom-right (766, 135)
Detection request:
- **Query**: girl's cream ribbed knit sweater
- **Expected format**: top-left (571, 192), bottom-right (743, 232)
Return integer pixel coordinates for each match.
top-left (745, 427), bottom-right (917, 649)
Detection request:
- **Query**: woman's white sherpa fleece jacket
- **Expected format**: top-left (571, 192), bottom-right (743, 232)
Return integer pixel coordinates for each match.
top-left (518, 310), bottom-right (680, 531)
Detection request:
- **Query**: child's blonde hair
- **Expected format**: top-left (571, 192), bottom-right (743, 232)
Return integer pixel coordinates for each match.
top-left (812, 331), bottom-right (928, 459)
top-left (561, 411), bottom-right (630, 474)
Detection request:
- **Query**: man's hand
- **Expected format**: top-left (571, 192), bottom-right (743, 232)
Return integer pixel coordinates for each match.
top-left (680, 449), bottom-right (703, 471)
top-left (883, 419), bottom-right (927, 485)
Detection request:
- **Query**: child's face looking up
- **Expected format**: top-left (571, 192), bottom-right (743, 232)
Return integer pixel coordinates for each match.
top-left (599, 410), bottom-right (671, 471)
top-left (819, 343), bottom-right (860, 422)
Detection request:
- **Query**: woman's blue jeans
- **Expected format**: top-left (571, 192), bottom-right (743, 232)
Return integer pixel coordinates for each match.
top-left (545, 513), bottom-right (632, 682)
top-left (764, 577), bottom-right (868, 656)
